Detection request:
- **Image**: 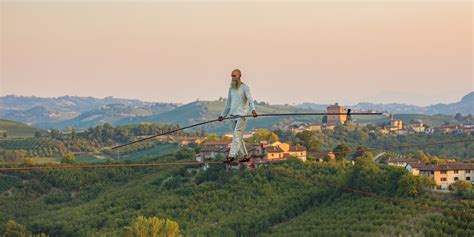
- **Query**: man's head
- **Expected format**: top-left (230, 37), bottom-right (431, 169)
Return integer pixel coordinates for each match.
top-left (230, 69), bottom-right (242, 89)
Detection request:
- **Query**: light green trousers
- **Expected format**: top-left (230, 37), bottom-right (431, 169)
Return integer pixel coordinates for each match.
top-left (229, 117), bottom-right (248, 158)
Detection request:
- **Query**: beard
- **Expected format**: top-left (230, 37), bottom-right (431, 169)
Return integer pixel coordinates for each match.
top-left (231, 80), bottom-right (240, 89)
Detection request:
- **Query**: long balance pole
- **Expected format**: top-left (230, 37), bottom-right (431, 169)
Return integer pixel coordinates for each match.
top-left (111, 112), bottom-right (383, 150)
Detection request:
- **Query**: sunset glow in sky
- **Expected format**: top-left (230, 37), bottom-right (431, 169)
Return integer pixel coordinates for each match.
top-left (1, 1), bottom-right (472, 105)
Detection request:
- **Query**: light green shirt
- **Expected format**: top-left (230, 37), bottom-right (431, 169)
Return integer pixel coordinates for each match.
top-left (221, 83), bottom-right (256, 117)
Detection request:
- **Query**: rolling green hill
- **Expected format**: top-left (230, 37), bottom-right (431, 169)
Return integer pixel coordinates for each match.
top-left (119, 100), bottom-right (336, 134)
top-left (0, 119), bottom-right (47, 138)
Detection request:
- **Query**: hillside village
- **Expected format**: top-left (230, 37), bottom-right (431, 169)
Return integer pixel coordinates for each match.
top-left (190, 138), bottom-right (473, 192)
top-left (171, 103), bottom-right (474, 193)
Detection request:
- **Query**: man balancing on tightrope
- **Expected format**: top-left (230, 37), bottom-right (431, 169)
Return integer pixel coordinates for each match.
top-left (218, 69), bottom-right (258, 163)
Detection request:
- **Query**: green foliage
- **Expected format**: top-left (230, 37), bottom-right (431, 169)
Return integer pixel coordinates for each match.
top-left (3, 220), bottom-right (28, 237)
top-left (0, 138), bottom-right (67, 158)
top-left (0, 149), bottom-right (28, 162)
top-left (321, 115), bottom-right (327, 124)
top-left (450, 180), bottom-right (473, 199)
top-left (348, 155), bottom-right (385, 193)
top-left (352, 146), bottom-right (370, 159)
top-left (414, 150), bottom-right (430, 163)
top-left (173, 148), bottom-right (195, 160)
top-left (61, 153), bottom-right (76, 164)
top-left (0, 122), bottom-right (196, 160)
top-left (333, 143), bottom-right (351, 161)
top-left (123, 216), bottom-right (181, 237)
top-left (295, 131), bottom-right (321, 152)
top-left (0, 131), bottom-right (473, 236)
top-left (397, 173), bottom-right (435, 197)
top-left (247, 129), bottom-right (279, 143)
top-left (21, 158), bottom-right (35, 166)
top-left (34, 132), bottom-right (42, 138)
top-left (458, 189), bottom-right (474, 199)
top-left (450, 180), bottom-right (472, 191)
top-left (201, 134), bottom-right (223, 142)
top-left (2, 158), bottom-right (472, 236)
top-left (0, 175), bottom-right (21, 192)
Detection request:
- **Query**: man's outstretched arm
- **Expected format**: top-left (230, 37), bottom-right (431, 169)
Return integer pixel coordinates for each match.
top-left (218, 89), bottom-right (231, 121)
top-left (244, 85), bottom-right (258, 117)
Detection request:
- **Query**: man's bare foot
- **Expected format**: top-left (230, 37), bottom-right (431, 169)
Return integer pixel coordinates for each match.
top-left (223, 156), bottom-right (235, 163)
top-left (239, 155), bottom-right (251, 163)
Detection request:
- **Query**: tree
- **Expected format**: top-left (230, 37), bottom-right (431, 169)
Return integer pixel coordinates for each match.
top-left (295, 131), bottom-right (321, 152)
top-left (250, 129), bottom-right (279, 143)
top-left (34, 131), bottom-right (42, 138)
top-left (333, 143), bottom-right (351, 161)
top-left (352, 146), bottom-right (370, 159)
top-left (3, 220), bottom-right (28, 237)
top-left (414, 150), bottom-right (429, 163)
top-left (175, 148), bottom-right (195, 160)
top-left (22, 158), bottom-right (35, 166)
top-left (397, 173), bottom-right (435, 197)
top-left (348, 154), bottom-right (383, 193)
top-left (322, 116), bottom-right (328, 124)
top-left (450, 180), bottom-right (472, 192)
top-left (49, 129), bottom-right (62, 140)
top-left (71, 128), bottom-right (76, 140)
top-left (61, 153), bottom-right (76, 164)
top-left (202, 134), bottom-right (221, 142)
top-left (124, 216), bottom-right (181, 237)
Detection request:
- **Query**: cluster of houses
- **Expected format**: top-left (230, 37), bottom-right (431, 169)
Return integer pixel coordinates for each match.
top-left (197, 140), bottom-right (307, 164)
top-left (386, 158), bottom-right (474, 191)
top-left (174, 102), bottom-right (472, 190)
top-left (180, 136), bottom-right (472, 191)
top-left (284, 103), bottom-right (473, 136)
top-left (425, 124), bottom-right (473, 135)
top-left (381, 117), bottom-right (473, 135)
top-left (290, 114), bottom-right (472, 136)
top-left (288, 103), bottom-right (359, 133)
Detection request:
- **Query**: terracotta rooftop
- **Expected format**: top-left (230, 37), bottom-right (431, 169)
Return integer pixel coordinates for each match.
top-left (406, 162), bottom-right (426, 169)
top-left (387, 158), bottom-right (422, 163)
top-left (265, 146), bottom-right (284, 153)
top-left (289, 145), bottom-right (306, 152)
top-left (419, 162), bottom-right (474, 171)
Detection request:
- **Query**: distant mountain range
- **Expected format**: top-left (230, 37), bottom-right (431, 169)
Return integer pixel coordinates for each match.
top-left (0, 92), bottom-right (471, 131)
top-left (0, 95), bottom-right (178, 129)
top-left (297, 92), bottom-right (474, 115)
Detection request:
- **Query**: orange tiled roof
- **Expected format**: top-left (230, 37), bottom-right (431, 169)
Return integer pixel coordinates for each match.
top-left (406, 162), bottom-right (425, 168)
top-left (419, 162), bottom-right (474, 171)
top-left (289, 145), bottom-right (306, 152)
top-left (265, 146), bottom-right (284, 153)
top-left (387, 158), bottom-right (422, 163)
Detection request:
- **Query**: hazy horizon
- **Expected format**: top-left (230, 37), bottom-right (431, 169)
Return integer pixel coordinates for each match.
top-left (1, 1), bottom-right (472, 106)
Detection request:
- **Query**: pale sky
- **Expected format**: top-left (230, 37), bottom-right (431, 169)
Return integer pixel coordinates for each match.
top-left (1, 0), bottom-right (473, 106)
